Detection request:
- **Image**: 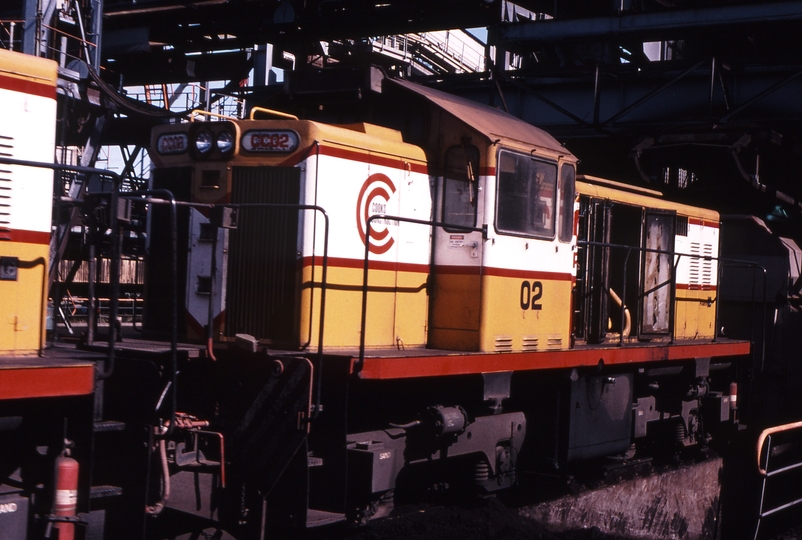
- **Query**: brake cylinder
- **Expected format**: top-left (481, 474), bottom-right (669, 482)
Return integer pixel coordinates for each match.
top-left (422, 405), bottom-right (469, 437)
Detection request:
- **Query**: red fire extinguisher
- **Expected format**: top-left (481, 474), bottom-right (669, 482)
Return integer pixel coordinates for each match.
top-left (54, 454), bottom-right (79, 540)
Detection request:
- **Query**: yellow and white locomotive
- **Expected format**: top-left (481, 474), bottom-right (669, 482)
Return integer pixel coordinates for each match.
top-left (141, 75), bottom-right (747, 534)
top-left (0, 47), bottom-right (753, 538)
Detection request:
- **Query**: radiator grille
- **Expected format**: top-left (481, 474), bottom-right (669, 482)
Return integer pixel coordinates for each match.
top-left (226, 166), bottom-right (301, 343)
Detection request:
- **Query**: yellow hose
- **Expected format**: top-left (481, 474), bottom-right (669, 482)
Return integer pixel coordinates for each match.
top-left (608, 288), bottom-right (631, 338)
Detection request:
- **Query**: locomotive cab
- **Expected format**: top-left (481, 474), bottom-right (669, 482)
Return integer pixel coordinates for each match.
top-left (391, 79), bottom-right (578, 354)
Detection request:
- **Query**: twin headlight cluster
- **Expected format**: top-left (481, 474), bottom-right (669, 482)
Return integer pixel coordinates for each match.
top-left (155, 122), bottom-right (240, 159)
top-left (190, 123), bottom-right (237, 159)
top-left (193, 127), bottom-right (235, 156)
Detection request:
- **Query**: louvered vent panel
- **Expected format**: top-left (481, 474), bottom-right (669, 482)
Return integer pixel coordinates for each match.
top-left (689, 242), bottom-right (714, 287)
top-left (522, 336), bottom-right (539, 351)
top-left (676, 216), bottom-right (688, 237)
top-left (701, 243), bottom-right (714, 285)
top-left (547, 336), bottom-right (563, 350)
top-left (494, 336), bottom-right (513, 352)
top-left (0, 135), bottom-right (13, 240)
top-left (226, 167), bottom-right (301, 343)
top-left (689, 242), bottom-right (701, 285)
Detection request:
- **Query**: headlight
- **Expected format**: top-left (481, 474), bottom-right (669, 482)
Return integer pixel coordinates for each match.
top-left (194, 129), bottom-right (213, 155)
top-left (216, 130), bottom-right (234, 154)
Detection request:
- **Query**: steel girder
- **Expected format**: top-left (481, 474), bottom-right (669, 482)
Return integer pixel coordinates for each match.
top-left (435, 61), bottom-right (802, 139)
top-left (497, 1), bottom-right (802, 43)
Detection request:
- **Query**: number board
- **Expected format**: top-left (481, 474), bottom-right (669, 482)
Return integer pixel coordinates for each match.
top-left (156, 133), bottom-right (188, 155)
top-left (242, 130), bottom-right (299, 153)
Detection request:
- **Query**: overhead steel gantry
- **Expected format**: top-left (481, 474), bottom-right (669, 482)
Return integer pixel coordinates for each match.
top-left (460, 0), bottom-right (802, 217)
top-left (4, 0), bottom-right (802, 222)
top-left (481, 0), bottom-right (802, 140)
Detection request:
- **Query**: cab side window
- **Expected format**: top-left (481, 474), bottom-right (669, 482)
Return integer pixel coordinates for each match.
top-left (496, 151), bottom-right (557, 238)
top-left (558, 164), bottom-right (576, 243)
top-left (442, 145), bottom-right (479, 229)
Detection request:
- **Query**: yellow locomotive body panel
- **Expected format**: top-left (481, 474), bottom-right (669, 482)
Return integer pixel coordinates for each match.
top-left (0, 243), bottom-right (49, 354)
top-left (427, 272), bottom-right (482, 350)
top-left (0, 50), bottom-right (58, 355)
top-left (151, 119), bottom-right (431, 350)
top-left (478, 273), bottom-right (573, 352)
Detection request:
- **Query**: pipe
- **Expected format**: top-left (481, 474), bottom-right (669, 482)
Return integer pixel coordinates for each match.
top-left (103, 171), bottom-right (122, 378)
top-left (118, 191), bottom-right (179, 434)
top-left (206, 221), bottom-right (218, 361)
top-left (189, 109), bottom-right (237, 122)
top-left (132, 191), bottom-right (179, 434)
top-left (145, 425), bottom-right (170, 515)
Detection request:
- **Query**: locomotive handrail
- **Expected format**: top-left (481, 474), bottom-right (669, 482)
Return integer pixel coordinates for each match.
top-left (356, 214), bottom-right (486, 373)
top-left (222, 202), bottom-right (331, 419)
top-left (753, 420), bottom-right (802, 539)
top-left (757, 420), bottom-right (802, 475)
top-left (132, 199), bottom-right (331, 419)
top-left (188, 109), bottom-right (237, 122)
top-left (579, 239), bottom-right (695, 345)
top-left (0, 156), bottom-right (126, 380)
top-left (249, 106), bottom-right (300, 121)
top-left (717, 259), bottom-right (769, 373)
top-left (125, 191), bottom-right (179, 435)
top-left (354, 227), bottom-right (766, 370)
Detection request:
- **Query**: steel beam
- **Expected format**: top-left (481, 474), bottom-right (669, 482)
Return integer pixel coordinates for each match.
top-left (498, 1), bottom-right (802, 43)
top-left (21, 0), bottom-right (37, 55)
top-left (437, 62), bottom-right (802, 137)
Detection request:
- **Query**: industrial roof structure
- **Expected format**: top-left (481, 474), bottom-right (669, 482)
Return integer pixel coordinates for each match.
top-left (2, 0), bottom-right (802, 236)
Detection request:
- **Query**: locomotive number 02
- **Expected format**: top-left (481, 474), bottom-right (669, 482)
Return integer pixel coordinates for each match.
top-left (520, 281), bottom-right (543, 311)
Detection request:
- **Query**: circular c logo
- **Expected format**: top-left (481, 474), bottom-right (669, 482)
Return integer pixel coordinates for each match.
top-left (356, 173), bottom-right (396, 255)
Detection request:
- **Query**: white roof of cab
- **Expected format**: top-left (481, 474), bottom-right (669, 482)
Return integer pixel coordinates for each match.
top-left (389, 78), bottom-right (576, 160)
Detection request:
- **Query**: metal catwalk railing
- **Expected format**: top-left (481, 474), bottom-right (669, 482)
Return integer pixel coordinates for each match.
top-left (754, 420), bottom-right (802, 539)
top-left (370, 30), bottom-right (486, 75)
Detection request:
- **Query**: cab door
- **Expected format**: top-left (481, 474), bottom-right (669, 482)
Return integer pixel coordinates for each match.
top-left (428, 144), bottom-right (483, 351)
top-left (640, 211), bottom-right (675, 336)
